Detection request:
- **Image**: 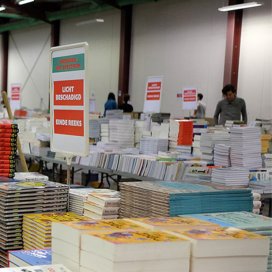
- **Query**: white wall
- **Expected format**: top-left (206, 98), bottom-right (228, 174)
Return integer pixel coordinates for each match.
top-left (238, 0), bottom-right (272, 122)
top-left (8, 24), bottom-right (51, 110)
top-left (129, 0), bottom-right (228, 117)
top-left (60, 10), bottom-right (121, 114)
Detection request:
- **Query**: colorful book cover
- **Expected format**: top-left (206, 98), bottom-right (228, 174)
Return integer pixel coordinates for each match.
top-left (88, 230), bottom-right (188, 244)
top-left (172, 227), bottom-right (267, 240)
top-left (0, 264), bottom-right (71, 272)
top-left (9, 249), bottom-right (51, 266)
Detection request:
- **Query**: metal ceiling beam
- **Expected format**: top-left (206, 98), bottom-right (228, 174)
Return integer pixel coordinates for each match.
top-left (92, 0), bottom-right (120, 9)
top-left (0, 0), bottom-right (50, 23)
top-left (0, 13), bottom-right (28, 19)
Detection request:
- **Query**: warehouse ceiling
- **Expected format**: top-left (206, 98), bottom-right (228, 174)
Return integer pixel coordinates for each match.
top-left (0, 0), bottom-right (156, 33)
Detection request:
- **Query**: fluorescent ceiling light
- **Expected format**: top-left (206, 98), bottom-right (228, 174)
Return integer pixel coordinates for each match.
top-left (76, 18), bottom-right (104, 26)
top-left (218, 1), bottom-right (263, 12)
top-left (0, 6), bottom-right (6, 11)
top-left (18, 0), bottom-right (34, 5)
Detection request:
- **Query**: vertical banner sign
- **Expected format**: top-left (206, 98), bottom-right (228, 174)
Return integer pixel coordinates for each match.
top-left (10, 84), bottom-right (21, 112)
top-left (50, 43), bottom-right (89, 156)
top-left (182, 88), bottom-right (197, 110)
top-left (143, 76), bottom-right (163, 113)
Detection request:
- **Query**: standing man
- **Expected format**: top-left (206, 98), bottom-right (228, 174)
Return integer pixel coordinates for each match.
top-left (194, 93), bottom-right (206, 119)
top-left (214, 84), bottom-right (247, 125)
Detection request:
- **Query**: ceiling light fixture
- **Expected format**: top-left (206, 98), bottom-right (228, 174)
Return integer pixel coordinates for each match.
top-left (0, 6), bottom-right (6, 11)
top-left (76, 18), bottom-right (104, 26)
top-left (218, 1), bottom-right (263, 12)
top-left (18, 0), bottom-right (34, 5)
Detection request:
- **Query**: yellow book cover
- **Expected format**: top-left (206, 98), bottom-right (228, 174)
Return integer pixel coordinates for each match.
top-left (128, 217), bottom-right (219, 229)
top-left (102, 219), bottom-right (147, 230)
top-left (172, 227), bottom-right (267, 240)
top-left (88, 230), bottom-right (188, 244)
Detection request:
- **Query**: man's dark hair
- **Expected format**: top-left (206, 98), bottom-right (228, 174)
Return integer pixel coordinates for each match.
top-left (198, 93), bottom-right (203, 100)
top-left (108, 92), bottom-right (116, 101)
top-left (124, 94), bottom-right (130, 103)
top-left (222, 84), bottom-right (236, 96)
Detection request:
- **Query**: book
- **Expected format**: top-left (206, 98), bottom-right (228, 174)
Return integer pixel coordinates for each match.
top-left (0, 264), bottom-right (72, 271)
top-left (81, 230), bottom-right (191, 262)
top-left (8, 249), bottom-right (51, 267)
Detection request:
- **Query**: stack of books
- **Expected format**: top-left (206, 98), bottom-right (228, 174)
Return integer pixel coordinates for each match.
top-left (230, 127), bottom-right (262, 169)
top-left (119, 181), bottom-right (253, 218)
top-left (0, 264), bottom-right (72, 271)
top-left (51, 219), bottom-right (146, 271)
top-left (261, 134), bottom-right (272, 153)
top-left (23, 212), bottom-right (88, 250)
top-left (80, 229), bottom-right (190, 272)
top-left (135, 120), bottom-right (151, 148)
top-left (140, 137), bottom-right (168, 155)
top-left (211, 167), bottom-right (249, 187)
top-left (177, 120), bottom-right (193, 146)
top-left (0, 181), bottom-right (68, 267)
top-left (168, 226), bottom-right (269, 272)
top-left (100, 123), bottom-right (109, 143)
top-left (192, 135), bottom-right (201, 157)
top-left (8, 248), bottom-right (51, 267)
top-left (105, 110), bottom-right (123, 119)
top-left (0, 120), bottom-right (19, 178)
top-left (200, 131), bottom-right (230, 161)
top-left (263, 154), bottom-right (272, 168)
top-left (169, 119), bottom-right (179, 151)
top-left (69, 188), bottom-right (96, 215)
top-left (109, 120), bottom-right (135, 148)
top-left (185, 211), bottom-right (272, 272)
top-left (14, 172), bottom-right (49, 181)
top-left (151, 123), bottom-right (169, 139)
top-left (214, 144), bottom-right (231, 167)
top-left (89, 119), bottom-right (100, 139)
top-left (84, 190), bottom-right (120, 219)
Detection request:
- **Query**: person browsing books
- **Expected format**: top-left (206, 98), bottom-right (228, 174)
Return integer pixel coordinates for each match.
top-left (119, 94), bottom-right (133, 113)
top-left (214, 84), bottom-right (247, 125)
top-left (104, 92), bottom-right (118, 116)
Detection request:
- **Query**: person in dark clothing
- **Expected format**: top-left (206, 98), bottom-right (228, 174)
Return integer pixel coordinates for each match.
top-left (214, 84), bottom-right (247, 125)
top-left (120, 94), bottom-right (133, 113)
top-left (104, 92), bottom-right (118, 116)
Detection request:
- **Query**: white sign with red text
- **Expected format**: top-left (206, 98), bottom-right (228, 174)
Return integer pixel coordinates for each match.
top-left (182, 88), bottom-right (197, 110)
top-left (143, 76), bottom-right (163, 113)
top-left (10, 84), bottom-right (21, 112)
top-left (50, 43), bottom-right (89, 156)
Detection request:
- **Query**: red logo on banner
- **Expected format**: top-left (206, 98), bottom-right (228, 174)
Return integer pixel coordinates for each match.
top-left (147, 82), bottom-right (162, 91)
top-left (54, 110), bottom-right (84, 136)
top-left (54, 79), bottom-right (84, 106)
top-left (146, 92), bottom-right (161, 100)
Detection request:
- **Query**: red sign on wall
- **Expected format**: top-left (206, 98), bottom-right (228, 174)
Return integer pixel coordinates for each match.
top-left (54, 110), bottom-right (84, 136)
top-left (147, 82), bottom-right (162, 91)
top-left (146, 92), bottom-right (161, 101)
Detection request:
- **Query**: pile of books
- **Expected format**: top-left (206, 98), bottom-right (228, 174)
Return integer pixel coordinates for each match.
top-left (14, 172), bottom-right (49, 181)
top-left (261, 134), bottom-right (272, 153)
top-left (83, 189), bottom-right (120, 219)
top-left (230, 127), bottom-right (262, 169)
top-left (0, 120), bottom-right (19, 178)
top-left (0, 181), bottom-right (68, 267)
top-left (214, 144), bottom-right (231, 167)
top-left (109, 120), bottom-right (135, 148)
top-left (177, 120), bottom-right (193, 146)
top-left (119, 181), bottom-right (253, 218)
top-left (140, 137), bottom-right (168, 155)
top-left (89, 119), bottom-right (100, 139)
top-left (23, 212), bottom-right (87, 250)
top-left (9, 248), bottom-right (51, 267)
top-left (0, 264), bottom-right (72, 272)
top-left (168, 225), bottom-right (269, 272)
top-left (211, 167), bottom-right (249, 187)
top-left (100, 123), bottom-right (109, 143)
top-left (151, 122), bottom-right (169, 139)
top-left (263, 154), bottom-right (272, 168)
top-left (135, 120), bottom-right (151, 148)
top-left (200, 131), bottom-right (230, 161)
top-left (51, 219), bottom-right (146, 271)
top-left (169, 119), bottom-right (180, 151)
top-left (105, 109), bottom-right (123, 119)
top-left (185, 211), bottom-right (272, 272)
top-left (69, 188), bottom-right (96, 215)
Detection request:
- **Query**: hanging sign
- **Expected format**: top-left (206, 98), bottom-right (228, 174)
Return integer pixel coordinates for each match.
top-left (143, 76), bottom-right (163, 113)
top-left (182, 88), bottom-right (197, 110)
top-left (10, 84), bottom-right (21, 112)
top-left (50, 43), bottom-right (89, 156)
